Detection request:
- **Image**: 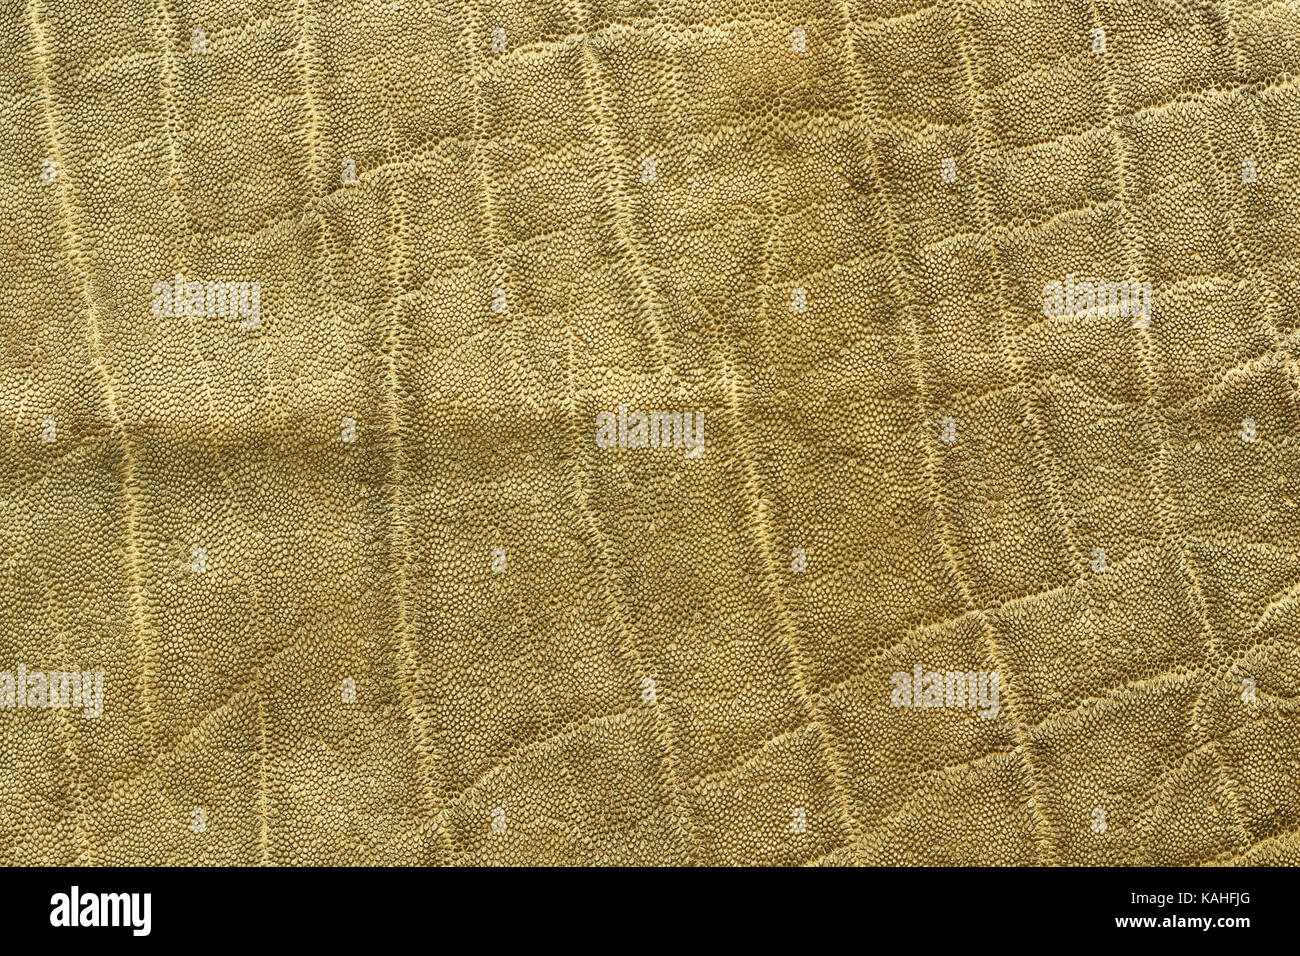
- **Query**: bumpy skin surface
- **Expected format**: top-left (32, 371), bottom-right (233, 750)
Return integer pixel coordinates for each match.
top-left (2, 0), bottom-right (1299, 866)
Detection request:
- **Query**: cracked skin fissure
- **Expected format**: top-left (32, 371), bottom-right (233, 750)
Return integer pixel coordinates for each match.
top-left (2, 0), bottom-right (1299, 865)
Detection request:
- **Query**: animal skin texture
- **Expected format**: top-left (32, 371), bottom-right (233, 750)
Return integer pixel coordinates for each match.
top-left (2, 0), bottom-right (1299, 867)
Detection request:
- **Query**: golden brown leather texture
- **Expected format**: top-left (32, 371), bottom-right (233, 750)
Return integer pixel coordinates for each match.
top-left (3, 0), bottom-right (1298, 865)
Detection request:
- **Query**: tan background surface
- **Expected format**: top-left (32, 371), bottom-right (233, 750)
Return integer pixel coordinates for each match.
top-left (2, 0), bottom-right (1299, 865)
